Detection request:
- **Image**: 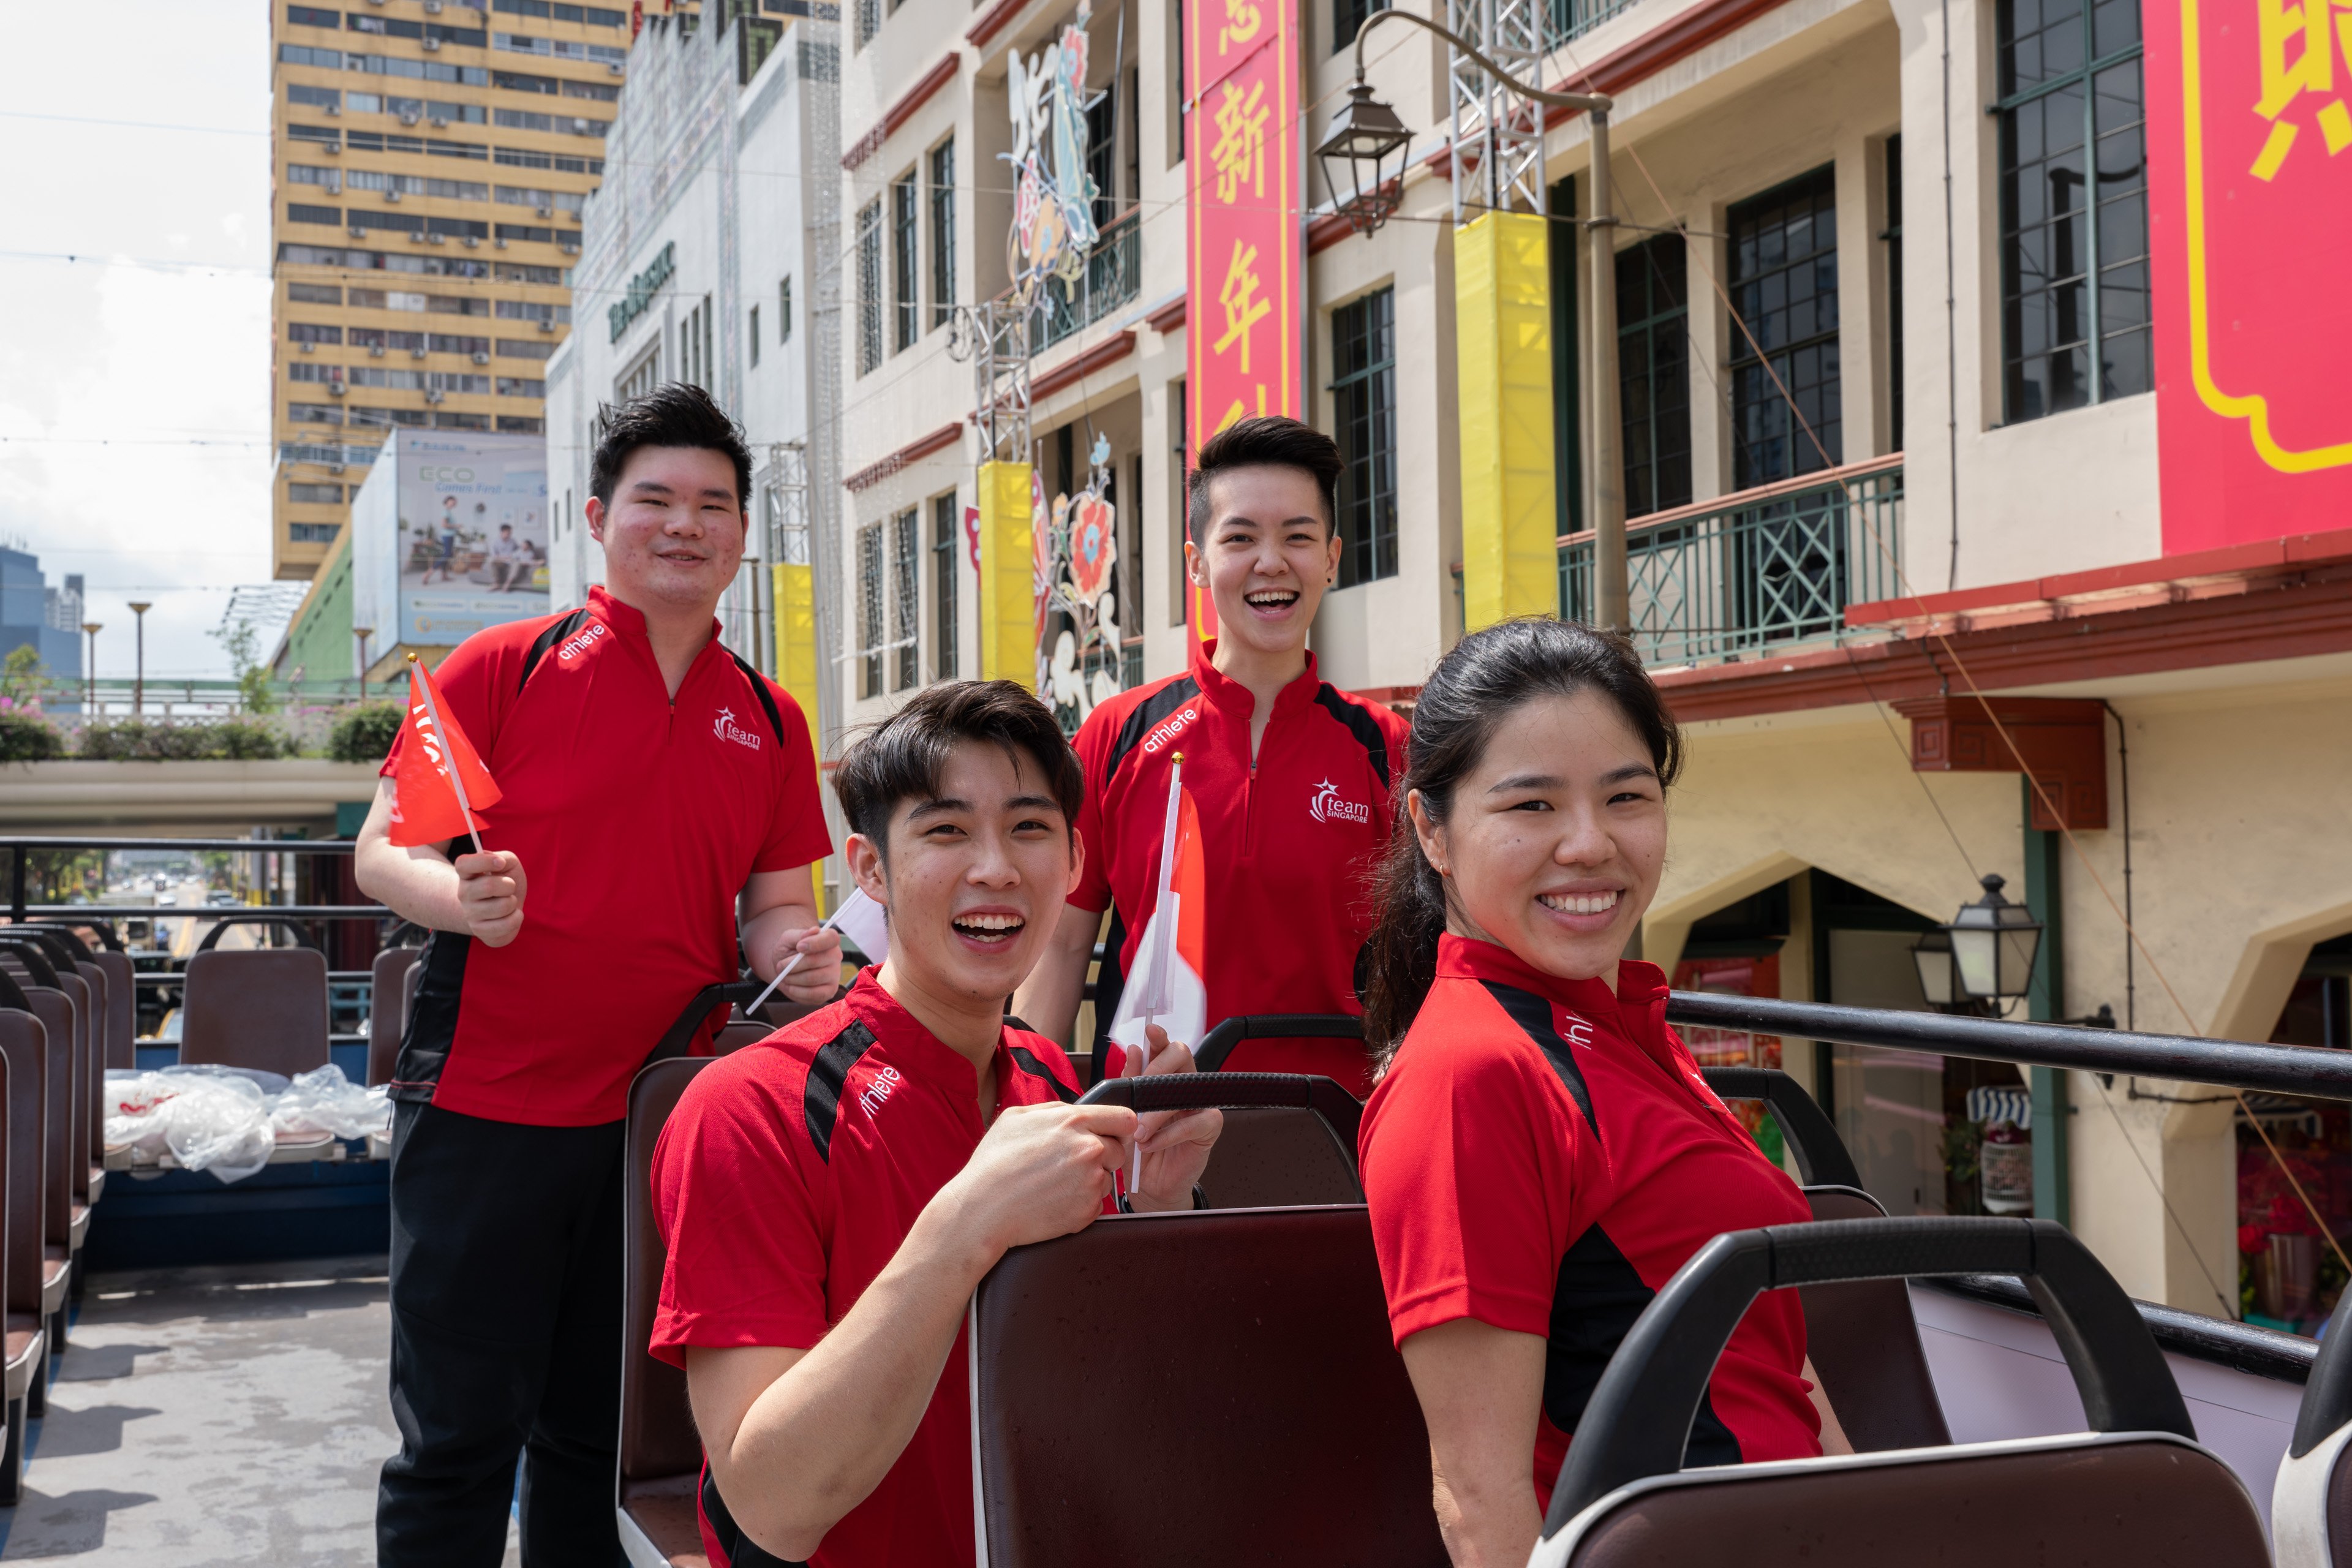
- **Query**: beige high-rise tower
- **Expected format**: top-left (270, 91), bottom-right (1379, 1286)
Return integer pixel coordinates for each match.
top-left (268, 0), bottom-right (634, 582)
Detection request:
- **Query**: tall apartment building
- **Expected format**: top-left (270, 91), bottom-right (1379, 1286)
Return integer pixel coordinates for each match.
top-left (268, 0), bottom-right (632, 582)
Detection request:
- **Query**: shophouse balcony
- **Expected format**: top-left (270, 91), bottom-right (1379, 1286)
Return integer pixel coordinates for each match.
top-left (1558, 454), bottom-right (1905, 668)
top-left (1030, 206), bottom-right (1140, 355)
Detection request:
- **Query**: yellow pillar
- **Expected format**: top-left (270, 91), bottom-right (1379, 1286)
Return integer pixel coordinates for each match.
top-left (1454, 211), bottom-right (1559, 630)
top-left (771, 559), bottom-right (824, 913)
top-left (976, 459), bottom-right (1036, 689)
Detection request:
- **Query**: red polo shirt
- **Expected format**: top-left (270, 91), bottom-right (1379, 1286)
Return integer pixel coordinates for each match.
top-left (1359, 935), bottom-right (1819, 1510)
top-left (649, 970), bottom-right (1089, 1568)
top-left (1069, 639), bottom-right (1408, 1096)
top-left (380, 586), bottom-right (831, 1126)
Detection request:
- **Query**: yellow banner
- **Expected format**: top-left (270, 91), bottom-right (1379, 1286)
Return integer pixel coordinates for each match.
top-left (977, 460), bottom-right (1036, 688)
top-left (1454, 211), bottom-right (1559, 631)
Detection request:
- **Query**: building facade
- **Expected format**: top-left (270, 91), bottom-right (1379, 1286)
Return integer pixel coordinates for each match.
top-left (0, 548), bottom-right (83, 696)
top-left (268, 0), bottom-right (631, 581)
top-left (814, 0), bottom-right (2352, 1321)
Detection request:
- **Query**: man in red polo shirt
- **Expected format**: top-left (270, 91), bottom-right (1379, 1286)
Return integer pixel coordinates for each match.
top-left (355, 383), bottom-right (840, 1567)
top-left (652, 680), bottom-right (1221, 1567)
top-left (1013, 417), bottom-right (1408, 1097)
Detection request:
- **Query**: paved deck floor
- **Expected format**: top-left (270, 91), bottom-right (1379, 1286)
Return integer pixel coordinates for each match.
top-left (0, 1256), bottom-right (522, 1566)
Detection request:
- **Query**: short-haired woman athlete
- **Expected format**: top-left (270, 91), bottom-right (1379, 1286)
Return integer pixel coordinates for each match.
top-left (1357, 617), bottom-right (1849, 1567)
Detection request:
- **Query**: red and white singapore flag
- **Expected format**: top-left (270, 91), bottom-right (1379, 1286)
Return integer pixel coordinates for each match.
top-left (1106, 753), bottom-right (1206, 1066)
top-left (386, 653), bottom-right (502, 851)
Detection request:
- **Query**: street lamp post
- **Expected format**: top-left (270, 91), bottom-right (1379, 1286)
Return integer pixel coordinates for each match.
top-left (126, 601), bottom-right (152, 718)
top-left (1316, 12), bottom-right (1631, 633)
top-left (353, 627), bottom-right (374, 701)
top-left (79, 622), bottom-right (100, 717)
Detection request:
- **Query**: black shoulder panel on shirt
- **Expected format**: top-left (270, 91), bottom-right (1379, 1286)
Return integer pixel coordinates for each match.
top-left (725, 647), bottom-right (788, 747)
top-left (802, 1019), bottom-right (880, 1163)
top-left (1102, 677), bottom-right (1202, 787)
top-left (1313, 684), bottom-right (1392, 789)
top-left (1006, 1045), bottom-right (1078, 1104)
top-left (1479, 981), bottom-right (1599, 1143)
top-left (516, 608), bottom-right (590, 694)
top-left (1544, 1223), bottom-right (1742, 1468)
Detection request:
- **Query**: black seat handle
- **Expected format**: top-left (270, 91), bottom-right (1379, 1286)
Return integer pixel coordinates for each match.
top-left (1077, 1070), bottom-right (1363, 1157)
top-left (3, 927), bottom-right (86, 976)
top-left (0, 936), bottom-right (63, 990)
top-left (0, 965), bottom-right (32, 1013)
top-left (644, 978), bottom-right (774, 1069)
top-left (1697, 1066), bottom-right (1862, 1190)
top-left (195, 914), bottom-right (322, 952)
top-left (18, 919), bottom-right (123, 954)
top-left (2294, 1300), bottom-right (2352, 1458)
top-left (1543, 1215), bottom-right (2194, 1536)
top-left (1193, 1013), bottom-right (1365, 1072)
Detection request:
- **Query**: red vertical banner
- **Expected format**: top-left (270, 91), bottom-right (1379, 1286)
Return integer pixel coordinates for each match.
top-left (2147, 0), bottom-right (2352, 552)
top-left (1184, 0), bottom-right (1301, 643)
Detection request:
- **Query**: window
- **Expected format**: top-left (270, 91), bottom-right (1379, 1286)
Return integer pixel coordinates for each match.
top-left (289, 522), bottom-right (342, 543)
top-left (496, 262), bottom-right (565, 284)
top-left (288, 164), bottom-right (341, 192)
top-left (428, 333), bottom-right (490, 354)
top-left (496, 146), bottom-right (604, 173)
top-left (891, 171), bottom-right (919, 352)
top-left (494, 107), bottom-right (608, 137)
top-left (497, 185), bottom-right (586, 213)
top-left (288, 4), bottom-right (339, 26)
top-left (1169, 378), bottom-right (1188, 626)
top-left (778, 276), bottom-right (793, 342)
top-left (429, 372), bottom-right (492, 393)
top-left (1616, 235), bottom-right (1692, 517)
top-left (496, 299), bottom-right (567, 323)
top-left (288, 322), bottom-right (344, 344)
top-left (288, 282), bottom-right (341, 304)
top-left (290, 402), bottom-right (345, 425)
top-left (1330, 288), bottom-right (1398, 587)
top-left (932, 492), bottom-right (959, 679)
top-left (928, 140), bottom-right (956, 330)
top-left (1728, 168), bottom-right (1841, 488)
top-left (288, 83), bottom-right (341, 110)
top-left (854, 0), bottom-right (879, 49)
top-left (288, 202), bottom-right (342, 226)
top-left (748, 306), bottom-right (761, 368)
top-left (1333, 0), bottom-right (1387, 51)
top-left (617, 348), bottom-right (659, 402)
top-left (858, 522), bottom-right (884, 696)
top-left (497, 377), bottom-right (545, 398)
top-left (678, 298), bottom-right (713, 391)
top-left (288, 481), bottom-right (344, 503)
top-left (1886, 135), bottom-right (1905, 451)
top-left (1996, 0), bottom-right (2149, 421)
top-left (494, 0), bottom-right (630, 24)
top-left (892, 508), bottom-right (920, 690)
top-left (436, 410), bottom-right (491, 431)
top-left (856, 198), bottom-right (883, 375)
top-left (290, 124), bottom-right (341, 147)
top-left (497, 337), bottom-right (555, 358)
top-left (498, 415), bottom-right (545, 433)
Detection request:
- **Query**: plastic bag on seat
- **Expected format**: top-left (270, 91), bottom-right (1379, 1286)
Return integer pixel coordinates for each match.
top-left (271, 1064), bottom-right (391, 1141)
top-left (103, 1066), bottom-right (276, 1183)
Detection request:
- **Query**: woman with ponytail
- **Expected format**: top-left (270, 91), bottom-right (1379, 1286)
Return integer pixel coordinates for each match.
top-left (1357, 619), bottom-right (1847, 1566)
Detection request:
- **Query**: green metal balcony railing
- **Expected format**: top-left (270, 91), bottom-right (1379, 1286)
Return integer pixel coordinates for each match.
top-left (1033, 206), bottom-right (1142, 355)
top-left (1559, 456), bottom-right (1905, 668)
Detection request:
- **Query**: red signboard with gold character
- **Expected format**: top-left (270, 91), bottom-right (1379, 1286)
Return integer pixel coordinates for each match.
top-left (1184, 0), bottom-right (1300, 640)
top-left (2147, 0), bottom-right (2352, 552)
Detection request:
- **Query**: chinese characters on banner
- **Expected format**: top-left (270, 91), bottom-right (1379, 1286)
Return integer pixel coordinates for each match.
top-left (2146, 0), bottom-right (2352, 552)
top-left (1185, 0), bottom-right (1300, 640)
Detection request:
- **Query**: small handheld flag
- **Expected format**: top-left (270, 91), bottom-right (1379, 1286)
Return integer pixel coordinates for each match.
top-left (1110, 753), bottom-right (1207, 1196)
top-left (387, 652), bottom-right (502, 853)
top-left (739, 885), bottom-right (888, 1017)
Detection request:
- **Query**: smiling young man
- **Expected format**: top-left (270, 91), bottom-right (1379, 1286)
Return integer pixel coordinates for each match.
top-left (1012, 416), bottom-right (1408, 1096)
top-left (650, 681), bottom-right (1221, 1567)
top-left (356, 383), bottom-right (841, 1567)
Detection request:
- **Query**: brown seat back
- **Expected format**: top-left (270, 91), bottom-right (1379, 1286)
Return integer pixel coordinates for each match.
top-left (0, 1012), bottom-right (37, 1320)
top-left (1197, 1108), bottom-right (1363, 1207)
top-left (369, 948), bottom-right (423, 1088)
top-left (1797, 1186), bottom-right (1950, 1452)
top-left (88, 950), bottom-right (134, 1071)
top-left (179, 948), bottom-right (331, 1079)
top-left (971, 1206), bottom-right (1445, 1567)
top-left (1550, 1437), bottom-right (2267, 1567)
top-left (712, 1019), bottom-right (772, 1055)
top-left (20, 992), bottom-right (72, 1250)
top-left (69, 963), bottom-right (104, 1185)
top-left (620, 1057), bottom-right (712, 1494)
top-left (45, 972), bottom-right (92, 1205)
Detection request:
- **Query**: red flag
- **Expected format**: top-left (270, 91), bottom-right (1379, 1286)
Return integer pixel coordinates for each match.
top-left (387, 657), bottom-right (501, 849)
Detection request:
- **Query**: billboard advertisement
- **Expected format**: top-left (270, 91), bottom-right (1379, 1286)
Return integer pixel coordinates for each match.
top-left (2147, 0), bottom-right (2352, 552)
top-left (350, 432), bottom-right (549, 650)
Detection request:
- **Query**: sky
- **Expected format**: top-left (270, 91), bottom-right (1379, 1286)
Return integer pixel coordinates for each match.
top-left (0, 0), bottom-right (279, 683)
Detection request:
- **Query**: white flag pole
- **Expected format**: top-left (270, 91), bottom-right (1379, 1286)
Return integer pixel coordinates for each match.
top-left (741, 900), bottom-right (853, 1017)
top-left (1133, 753), bottom-right (1185, 1200)
top-left (407, 652), bottom-right (484, 856)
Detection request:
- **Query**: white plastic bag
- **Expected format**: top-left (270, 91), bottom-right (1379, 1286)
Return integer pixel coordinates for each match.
top-left (102, 1066), bottom-right (276, 1183)
top-left (271, 1064), bottom-right (390, 1141)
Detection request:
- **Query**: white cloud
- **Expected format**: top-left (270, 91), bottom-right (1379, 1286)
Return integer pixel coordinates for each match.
top-left (0, 0), bottom-right (276, 683)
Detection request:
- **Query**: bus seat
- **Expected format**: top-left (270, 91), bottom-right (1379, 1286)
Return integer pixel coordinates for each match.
top-left (712, 1020), bottom-right (771, 1055)
top-left (2269, 1294), bottom-right (2352, 1566)
top-left (0, 1003), bottom-right (47, 1488)
top-left (61, 961), bottom-right (105, 1207)
top-left (24, 987), bottom-right (74, 1359)
top-left (1700, 1066), bottom-right (1864, 1191)
top-left (1796, 1185), bottom-right (1950, 1453)
top-left (619, 1055), bottom-right (713, 1568)
top-left (75, 947), bottom-right (134, 1071)
top-left (1085, 1063), bottom-right (1366, 1211)
top-left (970, 1204), bottom-right (1442, 1568)
top-left (179, 948), bottom-right (331, 1080)
top-left (368, 948), bottom-right (423, 1088)
top-left (973, 1072), bottom-right (1437, 1567)
top-left (1531, 1216), bottom-right (2267, 1568)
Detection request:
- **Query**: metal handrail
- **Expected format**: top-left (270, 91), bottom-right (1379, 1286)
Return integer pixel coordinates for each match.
top-left (1665, 991), bottom-right (2352, 1102)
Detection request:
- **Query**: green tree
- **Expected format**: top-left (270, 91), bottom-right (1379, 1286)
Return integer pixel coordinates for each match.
top-left (0, 645), bottom-right (52, 707)
top-left (211, 619), bottom-right (280, 715)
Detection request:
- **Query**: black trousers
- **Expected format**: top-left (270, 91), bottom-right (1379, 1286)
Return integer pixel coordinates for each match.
top-left (378, 1099), bottom-right (630, 1568)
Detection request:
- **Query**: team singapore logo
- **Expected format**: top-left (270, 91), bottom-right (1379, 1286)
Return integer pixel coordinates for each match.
top-left (1308, 779), bottom-right (1370, 825)
top-left (713, 707), bottom-right (763, 751)
top-left (1140, 704), bottom-right (1199, 755)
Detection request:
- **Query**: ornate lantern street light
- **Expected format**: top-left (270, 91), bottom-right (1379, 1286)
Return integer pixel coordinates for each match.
top-left (1319, 83), bottom-right (1415, 236)
top-left (1912, 874), bottom-right (2045, 1009)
